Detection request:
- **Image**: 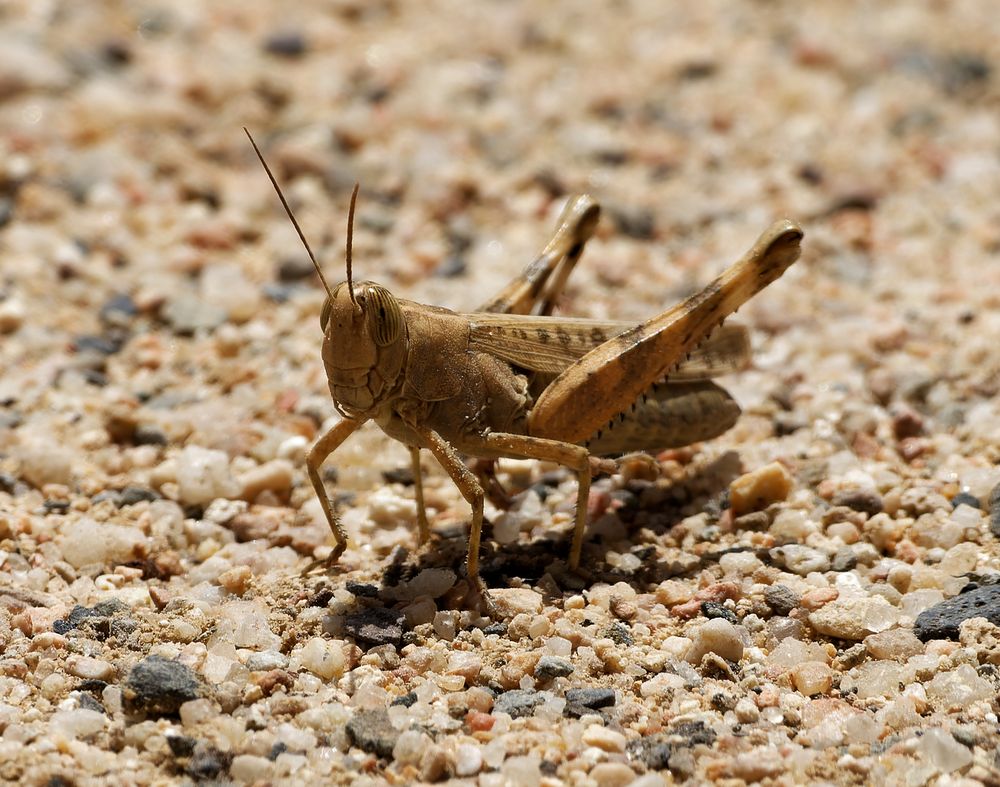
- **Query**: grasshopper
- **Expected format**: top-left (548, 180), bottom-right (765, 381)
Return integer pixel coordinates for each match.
top-left (245, 130), bottom-right (802, 609)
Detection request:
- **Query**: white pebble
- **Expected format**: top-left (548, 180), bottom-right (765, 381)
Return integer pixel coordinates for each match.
top-left (201, 263), bottom-right (260, 323)
top-left (294, 637), bottom-right (346, 680)
top-left (501, 755), bottom-right (542, 787)
top-left (918, 728), bottom-right (973, 772)
top-left (277, 435), bottom-right (309, 462)
top-left (176, 445), bottom-right (238, 505)
top-left (393, 729), bottom-right (431, 765)
top-left (454, 743), bottom-right (482, 776)
top-left (66, 656), bottom-right (114, 681)
top-left (925, 665), bottom-right (993, 710)
top-left (50, 709), bottom-right (107, 739)
top-left (180, 699), bottom-right (215, 727)
top-left (684, 619), bottom-right (745, 664)
top-left (408, 568), bottom-right (457, 599)
top-left (215, 601), bottom-right (281, 650)
top-left (230, 754), bottom-right (273, 783)
top-left (17, 437), bottom-right (74, 487)
top-left (589, 762), bottom-right (639, 786)
top-left (245, 650), bottom-right (288, 672)
top-left (433, 610), bottom-right (458, 640)
top-left (581, 724), bottom-right (627, 752)
top-left (543, 636), bottom-right (572, 657)
top-left (61, 518), bottom-right (147, 569)
top-left (0, 298), bottom-right (25, 333)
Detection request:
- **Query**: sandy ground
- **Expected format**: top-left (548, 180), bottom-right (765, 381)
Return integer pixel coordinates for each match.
top-left (1, 0), bottom-right (1000, 784)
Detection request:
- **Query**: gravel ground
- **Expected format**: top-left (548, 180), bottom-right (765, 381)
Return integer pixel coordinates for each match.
top-left (1, 1), bottom-right (1000, 785)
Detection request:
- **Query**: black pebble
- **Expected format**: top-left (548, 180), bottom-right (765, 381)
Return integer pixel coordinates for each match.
top-left (390, 691), bottom-right (417, 708)
top-left (134, 424), bottom-right (168, 446)
top-left (267, 741), bottom-right (289, 761)
top-left (263, 31), bottom-right (307, 58)
top-left (914, 584), bottom-right (1000, 641)
top-left (343, 607), bottom-right (405, 648)
top-left (951, 492), bottom-right (981, 509)
top-left (345, 581), bottom-right (379, 598)
top-left (494, 689), bottom-right (545, 719)
top-left (701, 602), bottom-right (738, 624)
top-left (564, 687), bottom-right (615, 709)
top-left (601, 621), bottom-right (634, 646)
top-left (124, 655), bottom-right (202, 716)
top-left (99, 294), bottom-right (138, 326)
top-left (166, 735), bottom-right (197, 757)
top-left (119, 486), bottom-right (160, 506)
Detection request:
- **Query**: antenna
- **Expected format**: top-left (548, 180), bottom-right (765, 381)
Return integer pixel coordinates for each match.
top-left (243, 127), bottom-right (335, 300)
top-left (346, 182), bottom-right (359, 307)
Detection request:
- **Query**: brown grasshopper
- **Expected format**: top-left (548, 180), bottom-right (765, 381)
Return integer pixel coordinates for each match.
top-left (245, 130), bottom-right (802, 609)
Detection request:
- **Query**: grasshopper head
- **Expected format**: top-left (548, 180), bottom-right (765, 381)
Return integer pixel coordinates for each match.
top-left (243, 129), bottom-right (405, 413)
top-left (320, 280), bottom-right (408, 415)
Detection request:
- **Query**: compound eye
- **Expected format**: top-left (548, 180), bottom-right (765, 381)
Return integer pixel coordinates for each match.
top-left (319, 298), bottom-right (332, 333)
top-left (365, 286), bottom-right (402, 346)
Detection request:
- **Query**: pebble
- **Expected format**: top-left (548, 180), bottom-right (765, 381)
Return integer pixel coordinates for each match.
top-left (245, 650), bottom-right (288, 672)
top-left (294, 637), bottom-right (346, 680)
top-left (346, 708), bottom-right (398, 758)
top-left (925, 664), bottom-right (993, 709)
top-left (830, 547), bottom-right (858, 572)
top-left (729, 462), bottom-right (793, 516)
top-left (494, 689), bottom-right (547, 718)
top-left (771, 544), bottom-right (831, 575)
top-left (832, 488), bottom-right (883, 516)
top-left (238, 460), bottom-right (294, 501)
top-left (764, 585), bottom-right (801, 616)
top-left (501, 756), bottom-right (542, 786)
top-left (123, 656), bottom-right (202, 716)
top-left (51, 708), bottom-right (107, 739)
top-left (950, 491), bottom-right (980, 510)
top-left (565, 687), bottom-right (616, 710)
top-left (344, 607), bottom-right (405, 648)
top-left (790, 662), bottom-right (833, 695)
top-left (17, 438), bottom-right (74, 488)
top-left (913, 585), bottom-right (1000, 641)
top-left (684, 618), bottom-right (745, 664)
top-left (0, 298), bottom-right (26, 333)
top-left (230, 754), bottom-right (273, 783)
top-left (585, 762), bottom-right (639, 786)
top-left (392, 729), bottom-right (430, 765)
top-left (395, 567), bottom-right (457, 600)
top-left (990, 481), bottom-right (1000, 537)
top-left (60, 519), bottom-right (147, 569)
top-left (581, 724), bottom-right (627, 752)
top-left (175, 446), bottom-right (238, 506)
top-left (66, 656), bottom-right (115, 682)
top-left (808, 596), bottom-right (900, 641)
top-left (918, 728), bottom-right (974, 772)
top-left (534, 656), bottom-right (574, 679)
top-left (99, 293), bottom-right (138, 326)
top-left (119, 486), bottom-right (160, 506)
top-left (263, 30), bottom-right (308, 58)
top-left (162, 295), bottom-right (227, 335)
top-left (455, 743), bottom-right (482, 776)
top-left (490, 587), bottom-right (543, 617)
top-left (419, 744), bottom-right (449, 781)
top-left (446, 651), bottom-right (483, 682)
top-left (863, 628), bottom-right (924, 660)
top-left (800, 587), bottom-right (838, 611)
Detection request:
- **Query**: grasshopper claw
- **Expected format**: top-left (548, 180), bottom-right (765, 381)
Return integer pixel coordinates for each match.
top-left (300, 543), bottom-right (347, 577)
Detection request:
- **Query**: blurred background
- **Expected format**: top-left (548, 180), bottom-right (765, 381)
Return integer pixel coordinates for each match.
top-left (1, 2), bottom-right (999, 782)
